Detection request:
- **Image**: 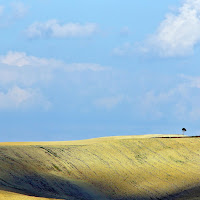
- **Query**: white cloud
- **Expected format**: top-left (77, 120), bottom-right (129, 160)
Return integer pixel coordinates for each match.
top-left (11, 2), bottom-right (28, 19)
top-left (25, 20), bottom-right (98, 39)
top-left (0, 86), bottom-right (50, 109)
top-left (94, 95), bottom-right (126, 109)
top-left (142, 0), bottom-right (200, 57)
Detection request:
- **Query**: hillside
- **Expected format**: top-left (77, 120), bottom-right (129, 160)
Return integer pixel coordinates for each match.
top-left (0, 134), bottom-right (199, 200)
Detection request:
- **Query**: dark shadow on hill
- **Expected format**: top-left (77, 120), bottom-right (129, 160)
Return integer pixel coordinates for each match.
top-left (108, 185), bottom-right (200, 200)
top-left (0, 172), bottom-right (107, 200)
top-left (111, 196), bottom-right (153, 200)
top-left (1, 173), bottom-right (200, 200)
top-left (160, 185), bottom-right (200, 200)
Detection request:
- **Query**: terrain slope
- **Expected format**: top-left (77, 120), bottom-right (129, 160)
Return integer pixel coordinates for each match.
top-left (0, 134), bottom-right (199, 200)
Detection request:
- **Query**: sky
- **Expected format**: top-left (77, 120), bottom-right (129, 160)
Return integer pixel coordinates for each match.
top-left (1, 0), bottom-right (200, 141)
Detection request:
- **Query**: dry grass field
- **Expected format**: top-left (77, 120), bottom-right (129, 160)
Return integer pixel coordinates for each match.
top-left (0, 134), bottom-right (199, 200)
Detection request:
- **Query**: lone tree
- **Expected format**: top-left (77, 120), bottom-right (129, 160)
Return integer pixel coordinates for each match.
top-left (182, 128), bottom-right (187, 135)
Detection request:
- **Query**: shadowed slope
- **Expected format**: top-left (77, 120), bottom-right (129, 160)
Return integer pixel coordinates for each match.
top-left (0, 135), bottom-right (199, 199)
top-left (160, 185), bottom-right (200, 200)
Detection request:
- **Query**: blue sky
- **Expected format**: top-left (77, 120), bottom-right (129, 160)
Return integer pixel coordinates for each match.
top-left (0, 0), bottom-right (200, 141)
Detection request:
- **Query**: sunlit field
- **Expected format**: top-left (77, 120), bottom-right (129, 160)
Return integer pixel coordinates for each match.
top-left (0, 134), bottom-right (199, 200)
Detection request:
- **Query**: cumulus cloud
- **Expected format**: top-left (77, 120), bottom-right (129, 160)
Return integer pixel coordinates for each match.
top-left (0, 86), bottom-right (50, 110)
top-left (25, 20), bottom-right (98, 39)
top-left (141, 0), bottom-right (200, 57)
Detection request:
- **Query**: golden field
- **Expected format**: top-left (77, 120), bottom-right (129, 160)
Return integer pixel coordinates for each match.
top-left (0, 134), bottom-right (199, 200)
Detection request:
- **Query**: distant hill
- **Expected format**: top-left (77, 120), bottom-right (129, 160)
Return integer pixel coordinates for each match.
top-left (0, 134), bottom-right (199, 200)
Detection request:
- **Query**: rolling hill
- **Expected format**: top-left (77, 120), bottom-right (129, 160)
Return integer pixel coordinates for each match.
top-left (0, 134), bottom-right (199, 200)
